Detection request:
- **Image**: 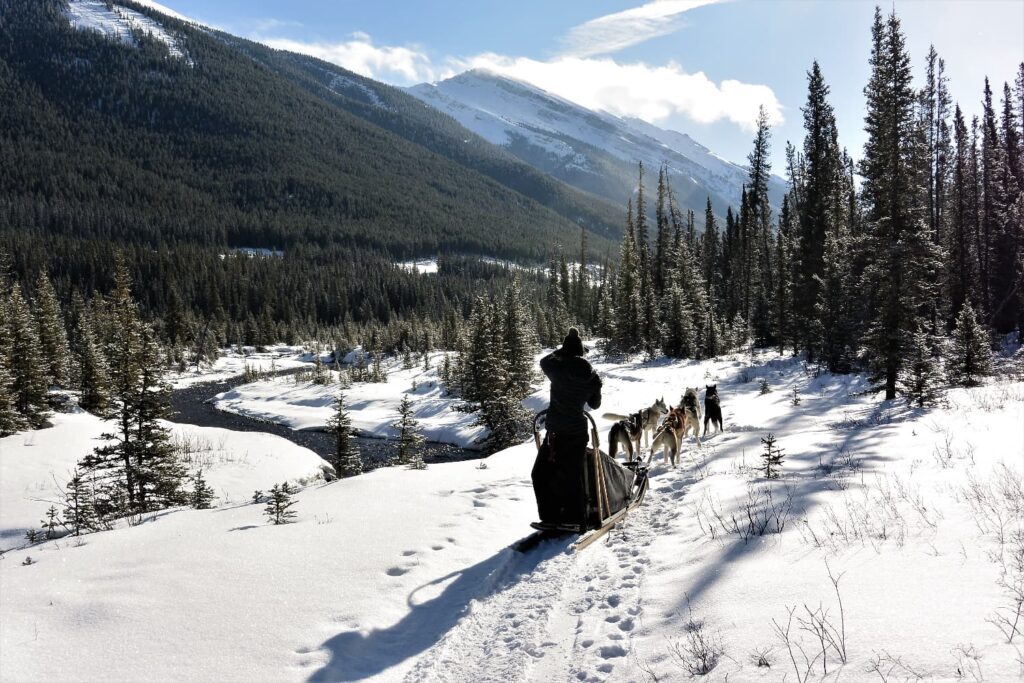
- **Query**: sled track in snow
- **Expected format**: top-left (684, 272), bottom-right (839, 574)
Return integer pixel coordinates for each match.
top-left (405, 462), bottom-right (691, 682)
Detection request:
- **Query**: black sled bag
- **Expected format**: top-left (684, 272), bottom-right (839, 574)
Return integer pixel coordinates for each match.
top-left (584, 451), bottom-right (635, 528)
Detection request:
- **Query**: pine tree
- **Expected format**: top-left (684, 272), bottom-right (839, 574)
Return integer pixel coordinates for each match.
top-left (613, 199), bottom-right (642, 353)
top-left (75, 307), bottom-right (110, 415)
top-left (4, 285), bottom-right (49, 428)
top-left (948, 105), bottom-right (980, 323)
top-left (189, 469), bottom-right (216, 509)
top-left (41, 505), bottom-right (61, 540)
top-left (760, 434), bottom-right (785, 479)
top-left (34, 272), bottom-right (70, 389)
top-left (860, 8), bottom-right (941, 399)
top-left (900, 330), bottom-right (943, 407)
top-left (78, 261), bottom-right (185, 516)
top-left (264, 482), bottom-right (297, 524)
top-left (327, 391), bottom-right (362, 477)
top-left (0, 360), bottom-right (24, 437)
top-left (393, 394), bottom-right (425, 466)
top-left (774, 194), bottom-right (795, 355)
top-left (948, 305), bottom-right (993, 387)
top-left (62, 469), bottom-right (95, 536)
top-left (501, 277), bottom-right (537, 402)
top-left (795, 62), bottom-right (845, 358)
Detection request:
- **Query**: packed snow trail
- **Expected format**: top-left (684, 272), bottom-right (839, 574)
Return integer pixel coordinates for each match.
top-left (389, 461), bottom-right (694, 683)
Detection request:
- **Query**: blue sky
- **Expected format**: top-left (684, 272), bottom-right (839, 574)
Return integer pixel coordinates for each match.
top-left (147, 0), bottom-right (1023, 173)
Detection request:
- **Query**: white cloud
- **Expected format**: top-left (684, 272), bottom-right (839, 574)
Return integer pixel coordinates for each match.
top-left (245, 21), bottom-right (780, 134)
top-left (561, 0), bottom-right (725, 57)
top-left (259, 34), bottom-right (440, 84)
top-left (457, 54), bottom-right (782, 132)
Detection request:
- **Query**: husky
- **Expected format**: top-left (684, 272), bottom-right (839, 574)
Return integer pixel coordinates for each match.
top-left (648, 410), bottom-right (681, 467)
top-left (703, 384), bottom-right (723, 435)
top-left (679, 388), bottom-right (702, 448)
top-left (608, 413), bottom-right (643, 461)
top-left (603, 397), bottom-right (668, 449)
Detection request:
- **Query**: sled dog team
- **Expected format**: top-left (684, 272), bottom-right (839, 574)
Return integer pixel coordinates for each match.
top-left (602, 385), bottom-right (724, 467)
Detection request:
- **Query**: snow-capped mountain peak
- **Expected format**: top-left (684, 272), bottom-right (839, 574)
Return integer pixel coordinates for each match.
top-left (408, 69), bottom-right (786, 226)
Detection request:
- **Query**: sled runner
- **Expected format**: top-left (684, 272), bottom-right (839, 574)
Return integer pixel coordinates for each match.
top-left (514, 410), bottom-right (649, 552)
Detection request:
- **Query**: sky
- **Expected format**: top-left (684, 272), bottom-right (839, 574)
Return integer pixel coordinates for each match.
top-left (143, 0), bottom-right (1023, 173)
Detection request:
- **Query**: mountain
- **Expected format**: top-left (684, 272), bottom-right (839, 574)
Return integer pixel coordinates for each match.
top-left (409, 70), bottom-right (788, 227)
top-left (0, 0), bottom-right (620, 264)
top-left (211, 38), bottom-right (625, 243)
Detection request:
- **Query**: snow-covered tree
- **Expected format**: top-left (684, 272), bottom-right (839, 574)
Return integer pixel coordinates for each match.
top-left (74, 308), bottom-right (110, 415)
top-left (4, 285), bottom-right (49, 428)
top-left (900, 330), bottom-right (943, 407)
top-left (34, 272), bottom-right (70, 389)
top-left (189, 470), bottom-right (216, 510)
top-left (62, 469), bottom-right (96, 536)
top-left (760, 433), bottom-right (785, 479)
top-left (948, 305), bottom-right (993, 387)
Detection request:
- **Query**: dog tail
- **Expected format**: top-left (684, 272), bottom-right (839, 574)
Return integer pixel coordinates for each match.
top-left (601, 412), bottom-right (629, 421)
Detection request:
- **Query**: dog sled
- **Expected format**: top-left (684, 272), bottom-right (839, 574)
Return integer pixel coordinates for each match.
top-left (514, 409), bottom-right (649, 553)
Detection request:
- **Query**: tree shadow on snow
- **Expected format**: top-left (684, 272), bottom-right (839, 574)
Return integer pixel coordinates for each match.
top-left (307, 538), bottom-right (571, 682)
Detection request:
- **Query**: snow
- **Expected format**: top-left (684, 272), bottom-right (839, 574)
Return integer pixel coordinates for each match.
top-left (408, 70), bottom-right (789, 210)
top-left (397, 259), bottom-right (440, 274)
top-left (166, 345), bottom-right (310, 389)
top-left (3, 345), bottom-right (1024, 681)
top-left (212, 352), bottom-right (489, 448)
top-left (328, 73), bottom-right (387, 109)
top-left (0, 412), bottom-right (332, 552)
top-left (64, 0), bottom-right (189, 61)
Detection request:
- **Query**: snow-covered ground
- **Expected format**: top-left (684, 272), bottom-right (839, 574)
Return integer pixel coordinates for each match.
top-left (3, 347), bottom-right (1024, 681)
top-left (64, 0), bottom-right (188, 61)
top-left (166, 345), bottom-right (311, 389)
top-left (0, 411), bottom-right (332, 552)
top-left (211, 352), bottom-right (493, 448)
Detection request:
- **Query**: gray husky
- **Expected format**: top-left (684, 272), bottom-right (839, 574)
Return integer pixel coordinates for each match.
top-left (603, 397), bottom-right (668, 449)
top-left (608, 413), bottom-right (642, 461)
top-left (679, 388), bottom-right (702, 448)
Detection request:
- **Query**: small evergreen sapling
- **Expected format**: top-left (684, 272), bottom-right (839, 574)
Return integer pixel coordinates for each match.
top-left (264, 482), bottom-right (297, 524)
top-left (63, 469), bottom-right (95, 536)
top-left (24, 527), bottom-right (39, 544)
top-left (790, 388), bottom-right (802, 406)
top-left (41, 506), bottom-right (61, 539)
top-left (252, 490), bottom-right (263, 504)
top-left (760, 434), bottom-right (785, 479)
top-left (190, 470), bottom-right (216, 509)
top-left (760, 378), bottom-right (771, 395)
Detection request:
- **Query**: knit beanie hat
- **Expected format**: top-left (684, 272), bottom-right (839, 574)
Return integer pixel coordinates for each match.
top-left (561, 327), bottom-right (585, 356)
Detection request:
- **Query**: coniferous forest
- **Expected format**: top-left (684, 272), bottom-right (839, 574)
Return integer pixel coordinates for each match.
top-left (2, 1), bottom-right (1021, 443)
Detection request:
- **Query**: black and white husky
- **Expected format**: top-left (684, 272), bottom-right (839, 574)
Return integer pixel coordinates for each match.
top-left (603, 397), bottom-right (668, 449)
top-left (703, 384), bottom-right (723, 435)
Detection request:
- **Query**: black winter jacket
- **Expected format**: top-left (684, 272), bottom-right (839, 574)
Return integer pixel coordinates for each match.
top-left (540, 350), bottom-right (602, 437)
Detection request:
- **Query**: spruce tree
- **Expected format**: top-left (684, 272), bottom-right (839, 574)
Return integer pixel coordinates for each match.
top-left (948, 305), bottom-right (993, 387)
top-left (79, 262), bottom-right (185, 516)
top-left (75, 307), bottom-right (111, 415)
top-left (0, 360), bottom-right (24, 436)
top-left (760, 434), bottom-right (785, 479)
top-left (34, 272), bottom-right (70, 389)
top-left (4, 285), bottom-right (49, 428)
top-left (860, 8), bottom-right (941, 399)
top-left (613, 200), bottom-right (642, 353)
top-left (900, 330), bottom-right (943, 407)
top-left (393, 394), bottom-right (425, 466)
top-left (502, 277), bottom-right (538, 402)
top-left (264, 483), bottom-right (297, 524)
top-left (62, 469), bottom-right (95, 536)
top-left (189, 470), bottom-right (216, 509)
top-left (327, 391), bottom-right (363, 477)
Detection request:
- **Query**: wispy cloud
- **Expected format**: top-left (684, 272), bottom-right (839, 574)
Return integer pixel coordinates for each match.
top-left (560, 0), bottom-right (725, 58)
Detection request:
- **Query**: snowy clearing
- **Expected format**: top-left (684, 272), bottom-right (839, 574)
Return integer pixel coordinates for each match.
top-left (3, 349), bottom-right (1024, 681)
top-left (64, 0), bottom-right (188, 61)
top-left (165, 345), bottom-right (311, 389)
top-left (0, 411), bottom-right (332, 551)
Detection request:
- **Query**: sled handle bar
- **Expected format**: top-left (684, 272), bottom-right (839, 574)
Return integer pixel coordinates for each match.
top-left (532, 409), bottom-right (599, 450)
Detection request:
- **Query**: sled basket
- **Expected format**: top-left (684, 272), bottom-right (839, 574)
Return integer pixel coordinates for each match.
top-left (522, 410), bottom-right (648, 551)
